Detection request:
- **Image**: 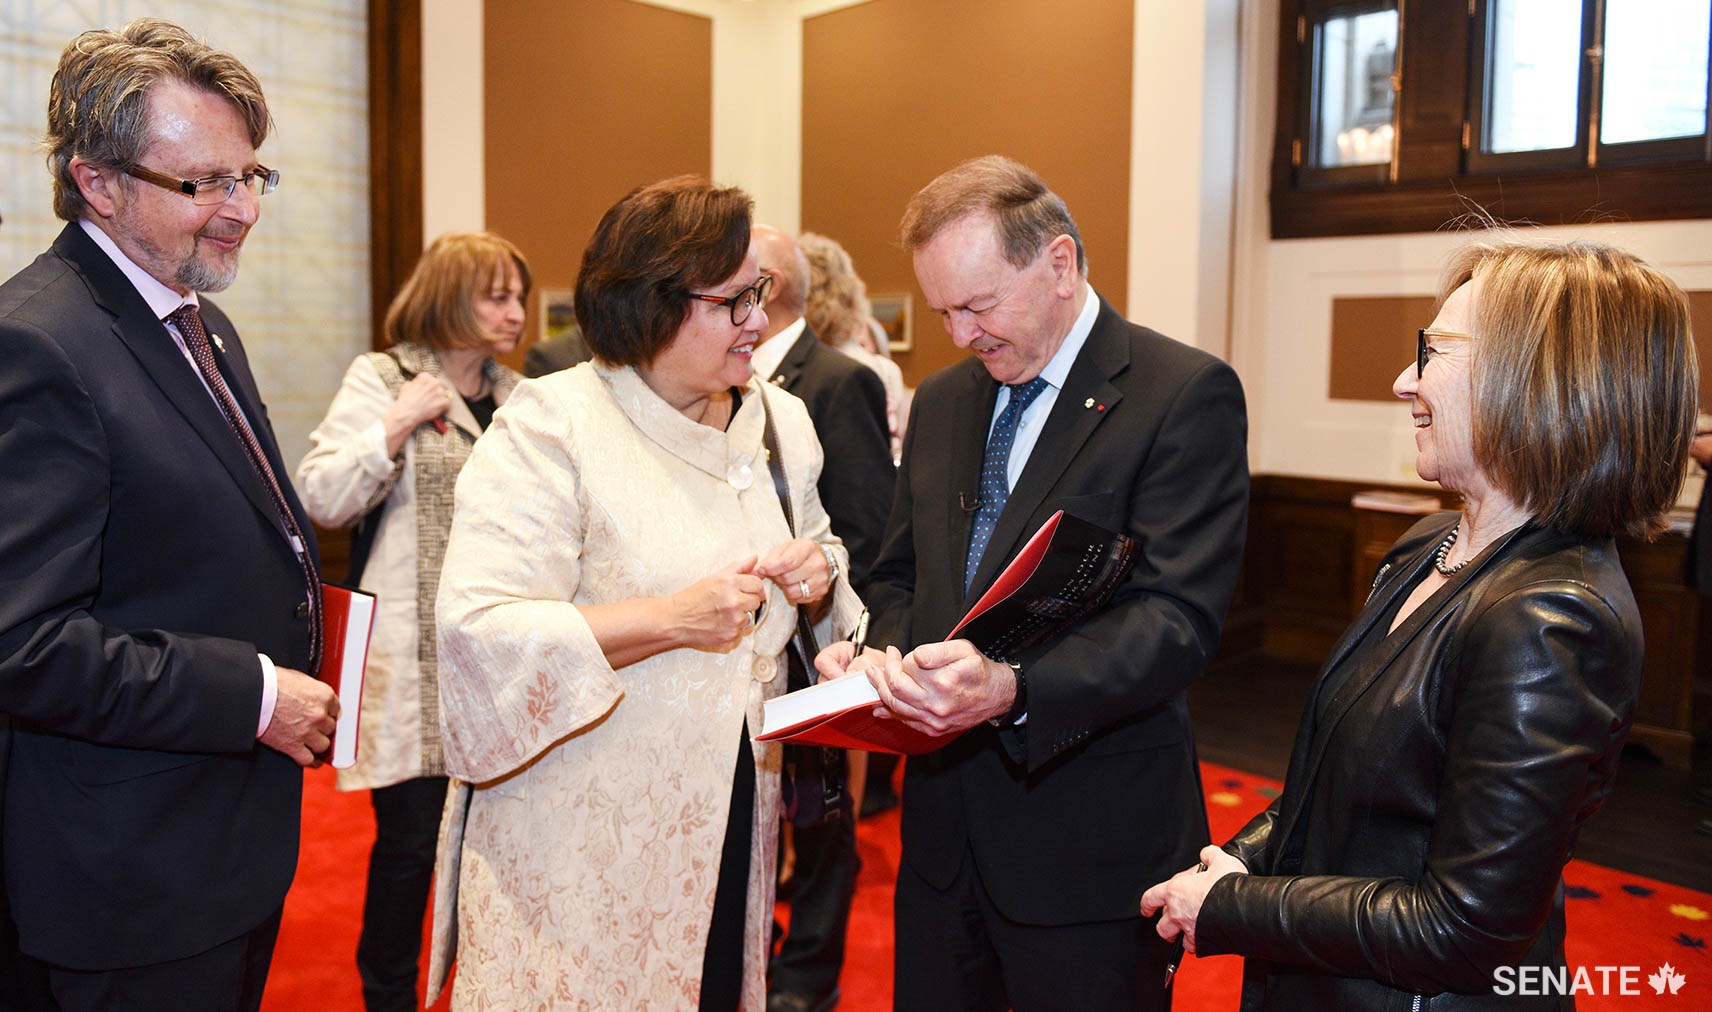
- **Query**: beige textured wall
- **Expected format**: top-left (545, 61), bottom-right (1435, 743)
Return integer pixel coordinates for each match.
top-left (482, 0), bottom-right (713, 372)
top-left (0, 1), bottom-right (371, 465)
top-left (801, 0), bottom-right (1135, 384)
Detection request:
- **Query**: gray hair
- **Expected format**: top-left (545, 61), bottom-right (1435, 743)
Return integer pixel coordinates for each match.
top-left (899, 155), bottom-right (1086, 275)
top-left (45, 18), bottom-right (271, 221)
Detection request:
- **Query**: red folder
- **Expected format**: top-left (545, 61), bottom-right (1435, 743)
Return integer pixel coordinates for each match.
top-left (316, 584), bottom-right (376, 769)
top-left (757, 510), bottom-right (1136, 754)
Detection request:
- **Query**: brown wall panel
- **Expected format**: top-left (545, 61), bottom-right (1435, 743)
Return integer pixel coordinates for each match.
top-left (1328, 295), bottom-right (1437, 402)
top-left (484, 0), bottom-right (713, 371)
top-left (1688, 291), bottom-right (1712, 410)
top-left (801, 0), bottom-right (1134, 386)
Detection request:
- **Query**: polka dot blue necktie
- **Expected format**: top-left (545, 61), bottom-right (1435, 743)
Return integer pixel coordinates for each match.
top-left (965, 376), bottom-right (1051, 592)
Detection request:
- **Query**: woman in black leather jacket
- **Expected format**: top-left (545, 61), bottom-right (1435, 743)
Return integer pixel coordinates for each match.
top-left (1142, 239), bottom-right (1699, 1009)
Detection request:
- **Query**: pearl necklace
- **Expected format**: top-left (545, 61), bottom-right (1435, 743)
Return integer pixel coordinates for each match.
top-left (1432, 523), bottom-right (1473, 577)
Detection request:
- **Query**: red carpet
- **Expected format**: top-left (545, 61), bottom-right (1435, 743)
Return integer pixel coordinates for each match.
top-left (264, 762), bottom-right (1711, 1010)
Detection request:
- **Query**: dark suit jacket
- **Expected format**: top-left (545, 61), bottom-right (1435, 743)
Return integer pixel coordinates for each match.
top-left (524, 327), bottom-right (592, 377)
top-left (866, 296), bottom-right (1249, 925)
top-left (1200, 515), bottom-right (1640, 1009)
top-left (0, 223), bottom-right (318, 969)
top-left (766, 326), bottom-right (894, 589)
top-left (1691, 479), bottom-right (1712, 591)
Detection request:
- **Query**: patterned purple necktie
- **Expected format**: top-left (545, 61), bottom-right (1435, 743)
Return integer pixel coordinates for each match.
top-left (965, 376), bottom-right (1051, 592)
top-left (167, 304), bottom-right (322, 671)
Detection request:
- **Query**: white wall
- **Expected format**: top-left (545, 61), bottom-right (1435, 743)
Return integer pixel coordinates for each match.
top-left (1127, 0), bottom-right (1240, 357)
top-left (422, 0), bottom-right (487, 238)
top-left (1226, 2), bottom-right (1712, 502)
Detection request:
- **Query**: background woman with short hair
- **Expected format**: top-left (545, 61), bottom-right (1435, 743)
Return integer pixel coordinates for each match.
top-left (296, 230), bottom-right (529, 1009)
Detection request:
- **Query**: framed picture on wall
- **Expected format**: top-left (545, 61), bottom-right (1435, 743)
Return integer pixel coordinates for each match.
top-left (540, 288), bottom-right (577, 342)
top-left (870, 293), bottom-right (912, 353)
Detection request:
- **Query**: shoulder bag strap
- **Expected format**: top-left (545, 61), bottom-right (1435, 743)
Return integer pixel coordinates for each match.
top-left (758, 387), bottom-right (822, 673)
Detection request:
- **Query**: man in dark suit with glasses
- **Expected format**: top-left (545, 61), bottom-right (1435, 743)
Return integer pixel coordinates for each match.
top-left (0, 19), bottom-right (338, 1009)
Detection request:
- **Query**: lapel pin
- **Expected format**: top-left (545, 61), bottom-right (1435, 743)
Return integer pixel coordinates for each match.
top-left (1083, 397), bottom-right (1094, 409)
top-left (211, 333), bottom-right (226, 353)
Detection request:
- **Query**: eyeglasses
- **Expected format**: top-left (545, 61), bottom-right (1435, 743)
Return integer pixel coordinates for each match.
top-left (1417, 327), bottom-right (1477, 378)
top-left (685, 273), bottom-right (773, 326)
top-left (124, 164), bottom-right (279, 206)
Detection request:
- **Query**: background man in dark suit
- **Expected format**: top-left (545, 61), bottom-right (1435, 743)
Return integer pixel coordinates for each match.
top-left (816, 156), bottom-right (1249, 1010)
top-left (750, 224), bottom-right (894, 1012)
top-left (523, 324), bottom-right (592, 377)
top-left (0, 19), bottom-right (338, 1010)
top-left (1688, 415), bottom-right (1712, 837)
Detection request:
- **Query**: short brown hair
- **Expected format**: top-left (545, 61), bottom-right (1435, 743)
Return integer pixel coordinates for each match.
top-left (899, 155), bottom-right (1086, 275)
top-left (1449, 239), bottom-right (1698, 538)
top-left (799, 232), bottom-right (869, 346)
top-left (384, 232), bottom-right (532, 353)
top-left (45, 18), bottom-right (271, 222)
top-left (575, 176), bottom-right (753, 367)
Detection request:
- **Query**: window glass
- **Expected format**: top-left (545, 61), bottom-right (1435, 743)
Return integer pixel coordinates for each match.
top-left (1311, 6), bottom-right (1398, 168)
top-left (1602, 0), bottom-right (1710, 144)
top-left (1485, 0), bottom-right (1583, 153)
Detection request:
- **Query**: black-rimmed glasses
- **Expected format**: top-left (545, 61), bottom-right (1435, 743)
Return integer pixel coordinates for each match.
top-left (124, 164), bottom-right (280, 206)
top-left (685, 273), bottom-right (773, 326)
top-left (1417, 327), bottom-right (1476, 378)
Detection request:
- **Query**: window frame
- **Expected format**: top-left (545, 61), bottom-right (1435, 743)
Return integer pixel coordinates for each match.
top-left (1295, 0), bottom-right (1401, 189)
top-left (1272, 0), bottom-right (1712, 238)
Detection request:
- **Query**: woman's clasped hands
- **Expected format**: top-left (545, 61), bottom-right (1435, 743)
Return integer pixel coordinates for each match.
top-left (754, 537), bottom-right (832, 607)
top-left (668, 538), bottom-right (832, 652)
top-left (1139, 845), bottom-right (1248, 955)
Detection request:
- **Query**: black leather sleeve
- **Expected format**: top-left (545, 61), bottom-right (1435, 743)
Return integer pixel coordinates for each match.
top-left (1221, 798), bottom-right (1281, 873)
top-left (1196, 577), bottom-right (1640, 994)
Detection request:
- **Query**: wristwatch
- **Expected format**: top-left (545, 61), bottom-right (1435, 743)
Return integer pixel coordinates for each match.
top-left (990, 661), bottom-right (1026, 727)
top-left (820, 544), bottom-right (841, 587)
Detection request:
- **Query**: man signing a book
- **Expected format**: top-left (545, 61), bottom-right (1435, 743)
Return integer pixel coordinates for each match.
top-left (814, 155), bottom-right (1249, 1011)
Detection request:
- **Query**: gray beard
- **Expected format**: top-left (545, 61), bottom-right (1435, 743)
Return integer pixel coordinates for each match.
top-left (179, 250), bottom-right (241, 293)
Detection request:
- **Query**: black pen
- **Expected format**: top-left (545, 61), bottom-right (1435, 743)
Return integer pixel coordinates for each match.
top-left (1163, 937), bottom-right (1186, 989)
top-left (849, 608), bottom-right (871, 656)
top-left (1161, 860), bottom-right (1209, 989)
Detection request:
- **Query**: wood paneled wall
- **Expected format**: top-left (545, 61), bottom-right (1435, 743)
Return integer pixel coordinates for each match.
top-left (483, 0), bottom-right (713, 374)
top-left (1223, 475), bottom-right (1709, 769)
top-left (800, 0), bottom-right (1135, 386)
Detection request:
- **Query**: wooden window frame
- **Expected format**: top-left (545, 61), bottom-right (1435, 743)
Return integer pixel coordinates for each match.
top-left (1272, 0), bottom-right (1712, 238)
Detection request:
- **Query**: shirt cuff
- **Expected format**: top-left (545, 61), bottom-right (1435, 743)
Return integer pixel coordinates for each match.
top-left (257, 653), bottom-right (279, 738)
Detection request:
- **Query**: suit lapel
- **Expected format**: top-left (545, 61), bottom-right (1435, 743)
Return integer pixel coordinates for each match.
top-left (1272, 519), bottom-right (1531, 856)
top-left (967, 301), bottom-right (1127, 596)
top-left (56, 228), bottom-right (284, 537)
top-left (767, 326), bottom-right (814, 393)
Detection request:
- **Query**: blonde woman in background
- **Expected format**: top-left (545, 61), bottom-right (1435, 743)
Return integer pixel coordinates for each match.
top-left (296, 231), bottom-right (527, 1010)
top-left (799, 232), bottom-right (908, 461)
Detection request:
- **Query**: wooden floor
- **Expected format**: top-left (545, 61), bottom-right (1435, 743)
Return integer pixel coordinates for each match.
top-left (1190, 654), bottom-right (1712, 894)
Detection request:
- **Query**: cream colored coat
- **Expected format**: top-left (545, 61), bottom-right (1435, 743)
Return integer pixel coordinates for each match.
top-left (295, 351), bottom-right (517, 791)
top-left (430, 363), bottom-right (861, 1010)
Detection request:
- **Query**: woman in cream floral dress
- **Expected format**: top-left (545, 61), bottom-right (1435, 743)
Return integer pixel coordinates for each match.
top-left (429, 176), bottom-right (862, 1010)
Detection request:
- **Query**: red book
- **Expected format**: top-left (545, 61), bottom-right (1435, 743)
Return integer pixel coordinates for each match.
top-left (756, 674), bottom-right (945, 755)
top-left (316, 584), bottom-right (376, 769)
top-left (757, 510), bottom-right (1136, 754)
